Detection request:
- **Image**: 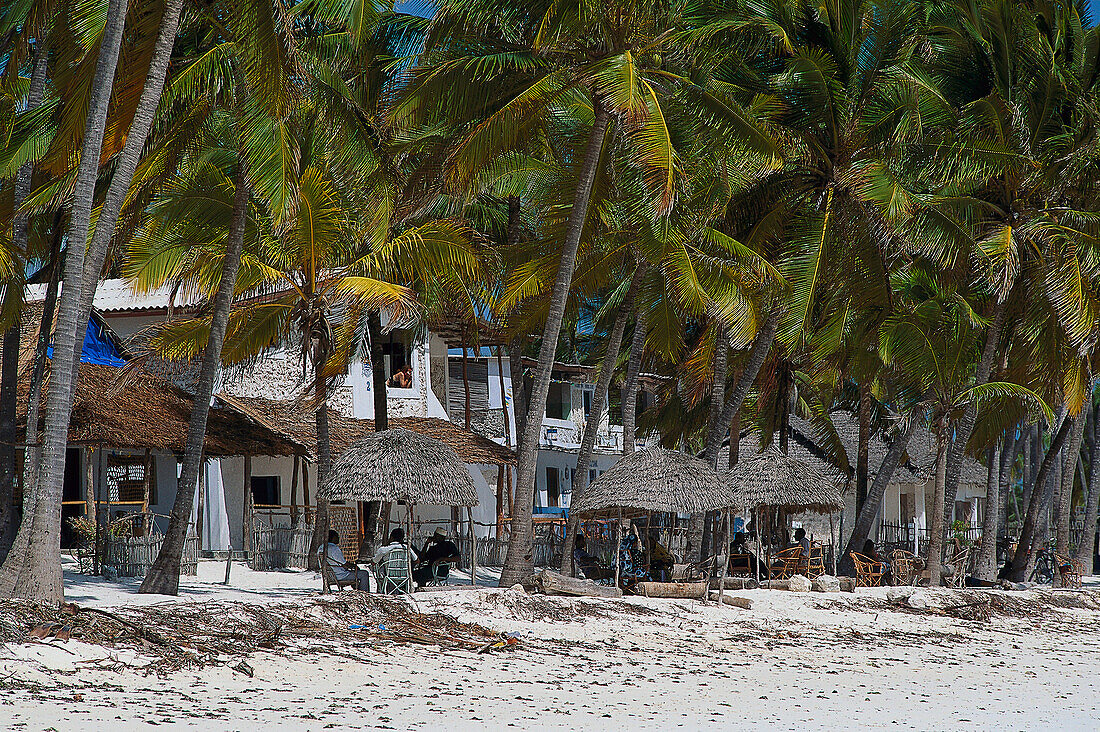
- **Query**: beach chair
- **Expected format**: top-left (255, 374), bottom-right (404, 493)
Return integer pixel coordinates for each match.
top-left (891, 549), bottom-right (920, 586)
top-left (425, 558), bottom-right (456, 587)
top-left (944, 547), bottom-right (971, 588)
top-left (320, 558), bottom-right (359, 592)
top-left (375, 547), bottom-right (413, 594)
top-left (850, 551), bottom-right (886, 587)
top-left (1055, 553), bottom-right (1083, 589)
top-left (804, 544), bottom-right (826, 579)
top-left (770, 547), bottom-right (804, 580)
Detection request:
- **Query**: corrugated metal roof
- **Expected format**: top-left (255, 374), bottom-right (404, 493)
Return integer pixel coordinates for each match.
top-left (25, 278), bottom-right (203, 313)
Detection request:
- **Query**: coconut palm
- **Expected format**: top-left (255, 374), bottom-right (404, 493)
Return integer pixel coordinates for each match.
top-left (878, 270), bottom-right (1051, 585)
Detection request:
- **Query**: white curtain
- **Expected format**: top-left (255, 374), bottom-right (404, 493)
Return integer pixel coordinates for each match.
top-left (189, 459), bottom-right (231, 550)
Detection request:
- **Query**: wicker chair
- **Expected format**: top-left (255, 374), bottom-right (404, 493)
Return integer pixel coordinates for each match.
top-left (804, 544), bottom-right (826, 579)
top-left (375, 547), bottom-right (413, 594)
top-left (890, 549), bottom-right (920, 586)
top-left (944, 547), bottom-right (971, 588)
top-left (1055, 553), bottom-right (1084, 589)
top-left (771, 547), bottom-right (804, 580)
top-left (850, 551), bottom-right (886, 587)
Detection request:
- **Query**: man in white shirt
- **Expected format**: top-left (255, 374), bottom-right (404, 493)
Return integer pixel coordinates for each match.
top-left (318, 530), bottom-right (371, 590)
top-left (373, 527), bottom-right (418, 566)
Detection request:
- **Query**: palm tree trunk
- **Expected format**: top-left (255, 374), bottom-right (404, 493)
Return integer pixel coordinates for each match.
top-left (19, 214), bottom-right (62, 501)
top-left (1074, 401), bottom-right (1100, 573)
top-left (139, 147), bottom-right (249, 595)
top-left (561, 263), bottom-right (643, 573)
top-left (926, 428), bottom-right (950, 587)
top-left (703, 308), bottom-right (782, 465)
top-left (1055, 413), bottom-right (1086, 553)
top-left (856, 381), bottom-right (872, 516)
top-left (943, 299), bottom-right (1007, 532)
top-left (620, 307), bottom-right (647, 456)
top-left (975, 442), bottom-right (1000, 580)
top-left (728, 409), bottom-right (741, 469)
top-left (0, 0), bottom-right (129, 601)
top-left (691, 324), bottom-right (729, 562)
top-left (359, 309), bottom-right (388, 559)
top-left (500, 102), bottom-right (612, 587)
top-left (308, 354), bottom-right (333, 570)
top-left (840, 405), bottom-right (920, 574)
top-left (508, 338), bottom-right (526, 454)
top-left (0, 44), bottom-right (49, 561)
top-left (1009, 418), bottom-right (1073, 581)
top-left (996, 429), bottom-right (1019, 542)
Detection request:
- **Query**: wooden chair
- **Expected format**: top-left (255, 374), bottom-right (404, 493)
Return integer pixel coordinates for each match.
top-left (321, 559), bottom-right (359, 592)
top-left (891, 549), bottom-right (920, 586)
top-left (850, 551), bottom-right (886, 587)
top-left (1055, 553), bottom-right (1083, 589)
top-left (944, 547), bottom-right (971, 588)
top-left (771, 547), bottom-right (804, 580)
top-left (375, 547), bottom-right (413, 594)
top-left (803, 544), bottom-right (826, 579)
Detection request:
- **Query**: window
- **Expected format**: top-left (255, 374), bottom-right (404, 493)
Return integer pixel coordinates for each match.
top-left (380, 329), bottom-right (414, 385)
top-left (251, 476), bottom-right (280, 506)
top-left (545, 467), bottom-right (560, 508)
top-left (105, 454), bottom-right (155, 504)
top-left (954, 500), bottom-right (972, 525)
top-left (583, 388), bottom-right (593, 418)
top-left (546, 380), bottom-right (570, 420)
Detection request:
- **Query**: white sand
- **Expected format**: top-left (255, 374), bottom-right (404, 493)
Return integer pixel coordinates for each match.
top-left (3, 558), bottom-right (1099, 730)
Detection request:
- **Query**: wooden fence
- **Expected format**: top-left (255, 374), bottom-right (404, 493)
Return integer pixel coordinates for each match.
top-left (103, 532), bottom-right (199, 578)
top-left (249, 522), bottom-right (314, 571)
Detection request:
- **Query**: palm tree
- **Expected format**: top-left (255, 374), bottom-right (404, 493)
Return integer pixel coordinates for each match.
top-left (0, 0), bottom-right (131, 601)
top-left (878, 271), bottom-right (1050, 585)
top-left (419, 0), bottom-right (774, 586)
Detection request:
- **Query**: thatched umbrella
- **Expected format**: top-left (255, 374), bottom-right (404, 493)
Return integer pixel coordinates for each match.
top-left (571, 448), bottom-right (736, 599)
top-left (722, 446), bottom-right (844, 580)
top-left (722, 446), bottom-right (843, 514)
top-left (319, 428), bottom-right (479, 588)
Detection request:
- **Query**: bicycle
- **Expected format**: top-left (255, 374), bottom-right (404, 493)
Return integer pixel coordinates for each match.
top-left (1029, 546), bottom-right (1055, 585)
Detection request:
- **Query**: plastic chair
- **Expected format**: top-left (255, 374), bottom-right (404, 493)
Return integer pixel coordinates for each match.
top-left (375, 547), bottom-right (413, 594)
top-left (425, 559), bottom-right (456, 587)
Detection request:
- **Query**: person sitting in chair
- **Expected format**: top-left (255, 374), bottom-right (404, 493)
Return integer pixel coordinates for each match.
top-left (373, 527), bottom-right (418, 567)
top-left (318, 530), bottom-right (371, 590)
top-left (728, 531), bottom-right (767, 578)
top-left (573, 533), bottom-right (610, 580)
top-left (413, 528), bottom-right (461, 586)
top-left (648, 532), bottom-right (674, 582)
top-left (794, 527), bottom-right (811, 558)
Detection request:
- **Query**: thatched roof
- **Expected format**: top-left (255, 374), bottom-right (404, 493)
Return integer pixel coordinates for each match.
top-left (319, 428), bottom-right (479, 505)
top-left (570, 447), bottom-right (735, 518)
top-left (219, 393), bottom-right (515, 466)
top-left (10, 303), bottom-right (298, 457)
top-left (722, 446), bottom-right (844, 514)
top-left (720, 413), bottom-right (987, 488)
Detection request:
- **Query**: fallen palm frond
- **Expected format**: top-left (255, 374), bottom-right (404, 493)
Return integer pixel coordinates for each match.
top-left (0, 594), bottom-right (517, 675)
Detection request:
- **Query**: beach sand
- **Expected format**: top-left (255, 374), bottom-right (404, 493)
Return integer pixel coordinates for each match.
top-left (2, 558), bottom-right (1098, 731)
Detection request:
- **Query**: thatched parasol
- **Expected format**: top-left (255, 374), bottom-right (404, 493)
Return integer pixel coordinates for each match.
top-left (319, 428), bottom-right (478, 506)
top-left (571, 447), bottom-right (737, 602)
top-left (721, 446), bottom-right (843, 513)
top-left (570, 447), bottom-right (735, 518)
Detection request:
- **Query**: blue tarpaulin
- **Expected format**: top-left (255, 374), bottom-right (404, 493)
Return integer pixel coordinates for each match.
top-left (46, 319), bottom-right (126, 368)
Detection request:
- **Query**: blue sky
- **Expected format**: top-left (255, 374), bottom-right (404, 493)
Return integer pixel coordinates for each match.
top-left (1091, 0), bottom-right (1100, 24)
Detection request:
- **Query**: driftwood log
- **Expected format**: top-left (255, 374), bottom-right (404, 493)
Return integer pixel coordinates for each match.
top-left (535, 570), bottom-right (623, 598)
top-left (707, 592), bottom-right (753, 609)
top-left (635, 581), bottom-right (708, 599)
top-left (710, 577), bottom-right (759, 590)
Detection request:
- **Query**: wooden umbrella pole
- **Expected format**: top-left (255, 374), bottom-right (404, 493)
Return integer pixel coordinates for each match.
top-left (717, 508), bottom-right (730, 606)
top-left (755, 507), bottom-right (762, 586)
top-left (467, 505), bottom-right (477, 587)
top-left (613, 509), bottom-right (623, 590)
top-left (829, 509), bottom-right (837, 576)
top-left (406, 502), bottom-right (414, 593)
